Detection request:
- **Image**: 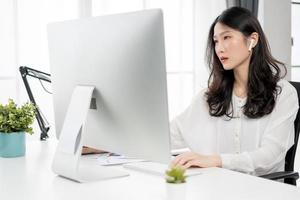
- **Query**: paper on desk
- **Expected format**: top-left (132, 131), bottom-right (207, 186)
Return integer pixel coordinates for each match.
top-left (97, 154), bottom-right (145, 166)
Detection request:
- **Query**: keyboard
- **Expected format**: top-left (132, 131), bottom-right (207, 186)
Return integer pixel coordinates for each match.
top-left (123, 161), bottom-right (203, 177)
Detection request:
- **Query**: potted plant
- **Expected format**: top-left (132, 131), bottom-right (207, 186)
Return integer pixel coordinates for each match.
top-left (0, 99), bottom-right (35, 158)
top-left (165, 166), bottom-right (187, 200)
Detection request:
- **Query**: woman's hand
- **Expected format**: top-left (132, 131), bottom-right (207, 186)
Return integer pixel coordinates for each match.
top-left (171, 152), bottom-right (222, 170)
top-left (81, 146), bottom-right (105, 155)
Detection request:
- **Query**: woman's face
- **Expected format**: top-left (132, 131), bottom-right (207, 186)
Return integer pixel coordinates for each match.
top-left (213, 22), bottom-right (251, 71)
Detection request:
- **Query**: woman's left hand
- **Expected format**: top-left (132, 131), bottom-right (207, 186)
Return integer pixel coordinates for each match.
top-left (171, 152), bottom-right (222, 170)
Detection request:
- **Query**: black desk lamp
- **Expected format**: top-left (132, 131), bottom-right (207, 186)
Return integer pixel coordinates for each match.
top-left (19, 66), bottom-right (51, 140)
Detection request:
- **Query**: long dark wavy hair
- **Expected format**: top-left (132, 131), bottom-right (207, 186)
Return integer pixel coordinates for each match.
top-left (205, 6), bottom-right (286, 119)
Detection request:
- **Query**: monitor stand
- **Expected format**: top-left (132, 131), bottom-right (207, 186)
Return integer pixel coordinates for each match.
top-left (52, 85), bottom-right (129, 183)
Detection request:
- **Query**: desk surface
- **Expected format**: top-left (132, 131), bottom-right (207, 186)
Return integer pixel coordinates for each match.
top-left (1, 139), bottom-right (300, 200)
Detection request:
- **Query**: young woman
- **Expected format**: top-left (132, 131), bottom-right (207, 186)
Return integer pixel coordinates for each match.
top-left (171, 6), bottom-right (299, 176)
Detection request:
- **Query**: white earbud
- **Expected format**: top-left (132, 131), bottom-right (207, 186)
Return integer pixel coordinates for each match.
top-left (248, 39), bottom-right (255, 51)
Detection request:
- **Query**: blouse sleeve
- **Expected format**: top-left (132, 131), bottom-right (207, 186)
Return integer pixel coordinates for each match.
top-left (170, 117), bottom-right (187, 150)
top-left (220, 82), bottom-right (299, 175)
top-left (169, 89), bottom-right (207, 150)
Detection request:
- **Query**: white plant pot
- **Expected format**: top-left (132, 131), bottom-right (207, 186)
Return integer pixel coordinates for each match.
top-left (165, 182), bottom-right (186, 200)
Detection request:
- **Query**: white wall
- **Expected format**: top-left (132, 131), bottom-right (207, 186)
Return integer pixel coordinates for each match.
top-left (258, 0), bottom-right (291, 80)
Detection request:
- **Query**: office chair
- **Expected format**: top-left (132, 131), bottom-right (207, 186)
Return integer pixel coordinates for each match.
top-left (260, 81), bottom-right (300, 186)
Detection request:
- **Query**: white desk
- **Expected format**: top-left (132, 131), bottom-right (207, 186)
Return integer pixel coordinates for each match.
top-left (1, 140), bottom-right (300, 200)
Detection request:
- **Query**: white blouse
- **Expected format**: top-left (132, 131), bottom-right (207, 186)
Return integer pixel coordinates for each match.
top-left (170, 79), bottom-right (299, 176)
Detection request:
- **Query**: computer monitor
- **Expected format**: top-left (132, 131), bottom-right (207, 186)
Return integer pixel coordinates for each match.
top-left (47, 9), bottom-right (171, 182)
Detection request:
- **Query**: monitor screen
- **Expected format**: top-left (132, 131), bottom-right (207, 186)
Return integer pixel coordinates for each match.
top-left (47, 9), bottom-right (171, 166)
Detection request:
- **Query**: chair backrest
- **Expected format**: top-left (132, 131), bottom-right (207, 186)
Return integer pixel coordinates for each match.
top-left (285, 81), bottom-right (300, 171)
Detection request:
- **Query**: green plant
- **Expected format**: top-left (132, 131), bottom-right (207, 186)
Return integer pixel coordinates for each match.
top-left (165, 166), bottom-right (186, 183)
top-left (0, 99), bottom-right (36, 134)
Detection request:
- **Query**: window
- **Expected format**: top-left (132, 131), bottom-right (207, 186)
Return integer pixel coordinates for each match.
top-left (291, 1), bottom-right (300, 81)
top-left (0, 0), bottom-right (17, 103)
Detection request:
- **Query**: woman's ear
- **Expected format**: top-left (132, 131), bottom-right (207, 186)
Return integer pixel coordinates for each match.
top-left (248, 32), bottom-right (259, 51)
